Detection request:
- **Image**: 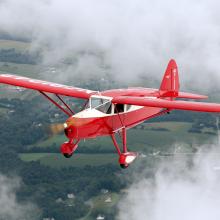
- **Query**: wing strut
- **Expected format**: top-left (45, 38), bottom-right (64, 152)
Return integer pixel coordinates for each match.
top-left (111, 134), bottom-right (121, 155)
top-left (39, 91), bottom-right (72, 117)
top-left (111, 127), bottom-right (128, 155)
top-left (55, 94), bottom-right (75, 115)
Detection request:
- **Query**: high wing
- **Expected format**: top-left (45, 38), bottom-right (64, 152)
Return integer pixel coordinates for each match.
top-left (0, 74), bottom-right (97, 99)
top-left (112, 96), bottom-right (220, 113)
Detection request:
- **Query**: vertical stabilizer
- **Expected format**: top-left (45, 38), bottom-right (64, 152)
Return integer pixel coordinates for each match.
top-left (159, 59), bottom-right (179, 97)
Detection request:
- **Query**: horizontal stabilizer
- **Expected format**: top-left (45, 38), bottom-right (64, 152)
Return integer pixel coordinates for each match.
top-left (177, 92), bottom-right (208, 100)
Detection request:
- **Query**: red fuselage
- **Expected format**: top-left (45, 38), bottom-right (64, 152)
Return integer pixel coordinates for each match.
top-left (64, 88), bottom-right (164, 140)
top-left (65, 106), bottom-right (162, 139)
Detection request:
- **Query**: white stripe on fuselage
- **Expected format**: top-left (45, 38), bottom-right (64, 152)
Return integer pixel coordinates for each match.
top-left (73, 95), bottom-right (159, 119)
top-left (74, 105), bottom-right (143, 119)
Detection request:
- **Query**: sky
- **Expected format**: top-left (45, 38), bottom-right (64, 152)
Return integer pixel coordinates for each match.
top-left (0, 0), bottom-right (220, 91)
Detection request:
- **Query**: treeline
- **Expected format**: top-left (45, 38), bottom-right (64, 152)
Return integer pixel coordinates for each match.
top-left (0, 147), bottom-right (122, 219)
top-left (0, 32), bottom-right (31, 42)
top-left (149, 109), bottom-right (218, 131)
top-left (0, 48), bottom-right (41, 64)
top-left (149, 110), bottom-right (213, 123)
top-left (20, 144), bottom-right (116, 154)
top-left (0, 98), bottom-right (50, 149)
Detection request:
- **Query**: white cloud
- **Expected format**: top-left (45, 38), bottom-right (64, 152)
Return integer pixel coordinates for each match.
top-left (0, 174), bottom-right (39, 220)
top-left (117, 145), bottom-right (220, 220)
top-left (0, 0), bottom-right (220, 89)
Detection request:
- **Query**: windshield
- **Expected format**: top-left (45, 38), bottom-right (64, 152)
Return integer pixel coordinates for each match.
top-left (90, 97), bottom-right (112, 114)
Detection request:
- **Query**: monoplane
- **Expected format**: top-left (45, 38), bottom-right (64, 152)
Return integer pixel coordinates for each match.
top-left (1, 59), bottom-right (220, 168)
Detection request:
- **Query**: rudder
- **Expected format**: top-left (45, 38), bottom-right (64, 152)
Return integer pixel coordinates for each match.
top-left (159, 59), bottom-right (179, 98)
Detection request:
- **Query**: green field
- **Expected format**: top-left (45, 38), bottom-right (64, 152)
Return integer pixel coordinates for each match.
top-left (0, 62), bottom-right (43, 76)
top-left (19, 153), bottom-right (118, 168)
top-left (0, 39), bottom-right (45, 79)
top-left (19, 153), bottom-right (51, 162)
top-left (0, 39), bottom-right (30, 52)
top-left (143, 121), bottom-right (191, 131)
top-left (91, 192), bottom-right (119, 209)
top-left (78, 192), bottom-right (120, 220)
top-left (0, 107), bottom-right (9, 114)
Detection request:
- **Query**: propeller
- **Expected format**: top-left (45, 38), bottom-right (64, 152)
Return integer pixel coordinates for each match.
top-left (48, 123), bottom-right (65, 135)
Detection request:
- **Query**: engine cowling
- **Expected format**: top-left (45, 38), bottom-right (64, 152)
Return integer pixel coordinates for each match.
top-left (64, 125), bottom-right (78, 139)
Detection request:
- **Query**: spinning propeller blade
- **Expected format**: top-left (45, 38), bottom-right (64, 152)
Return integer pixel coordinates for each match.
top-left (49, 123), bottom-right (64, 135)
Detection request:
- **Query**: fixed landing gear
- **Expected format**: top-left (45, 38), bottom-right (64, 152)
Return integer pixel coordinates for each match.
top-left (111, 128), bottom-right (138, 169)
top-left (63, 152), bottom-right (73, 158)
top-left (119, 152), bottom-right (138, 168)
top-left (120, 163), bottom-right (129, 169)
top-left (60, 139), bottom-right (79, 158)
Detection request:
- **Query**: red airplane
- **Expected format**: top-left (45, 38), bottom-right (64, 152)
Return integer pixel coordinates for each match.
top-left (1, 59), bottom-right (220, 168)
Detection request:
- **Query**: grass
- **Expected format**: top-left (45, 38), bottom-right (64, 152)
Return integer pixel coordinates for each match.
top-left (0, 62), bottom-right (43, 77)
top-left (127, 122), bottom-right (215, 152)
top-left (0, 61), bottom-right (47, 100)
top-left (19, 153), bottom-right (118, 168)
top-left (92, 192), bottom-right (119, 209)
top-left (34, 135), bottom-right (66, 148)
top-left (0, 39), bottom-right (30, 52)
top-left (34, 134), bottom-right (113, 149)
top-left (0, 107), bottom-right (9, 114)
top-left (78, 193), bottom-right (120, 220)
top-left (0, 85), bottom-right (38, 100)
top-left (19, 153), bottom-right (51, 162)
top-left (143, 121), bottom-right (192, 131)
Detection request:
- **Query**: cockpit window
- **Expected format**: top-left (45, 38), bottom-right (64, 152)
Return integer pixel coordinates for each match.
top-left (90, 97), bottom-right (112, 114)
top-left (97, 102), bottom-right (112, 114)
top-left (114, 104), bottom-right (124, 113)
top-left (126, 104), bottom-right (132, 111)
top-left (91, 97), bottom-right (108, 108)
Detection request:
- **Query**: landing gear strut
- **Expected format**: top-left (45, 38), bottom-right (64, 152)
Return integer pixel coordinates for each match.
top-left (111, 128), bottom-right (137, 169)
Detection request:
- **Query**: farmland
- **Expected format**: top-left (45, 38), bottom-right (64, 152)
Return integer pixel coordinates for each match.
top-left (19, 153), bottom-right (118, 168)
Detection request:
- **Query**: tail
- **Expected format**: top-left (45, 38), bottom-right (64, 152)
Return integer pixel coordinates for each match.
top-left (159, 59), bottom-right (179, 98)
top-left (159, 59), bottom-right (208, 100)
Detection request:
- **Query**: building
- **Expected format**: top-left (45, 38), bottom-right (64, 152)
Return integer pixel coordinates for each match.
top-left (67, 193), bottom-right (75, 199)
top-left (105, 197), bottom-right (112, 203)
top-left (96, 214), bottom-right (105, 220)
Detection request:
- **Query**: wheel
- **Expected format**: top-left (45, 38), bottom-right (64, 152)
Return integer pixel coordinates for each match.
top-left (120, 164), bottom-right (129, 169)
top-left (63, 153), bottom-right (73, 158)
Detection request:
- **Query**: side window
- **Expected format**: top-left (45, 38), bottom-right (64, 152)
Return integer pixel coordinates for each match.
top-left (96, 102), bottom-right (112, 114)
top-left (126, 105), bottom-right (132, 111)
top-left (114, 104), bottom-right (124, 113)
